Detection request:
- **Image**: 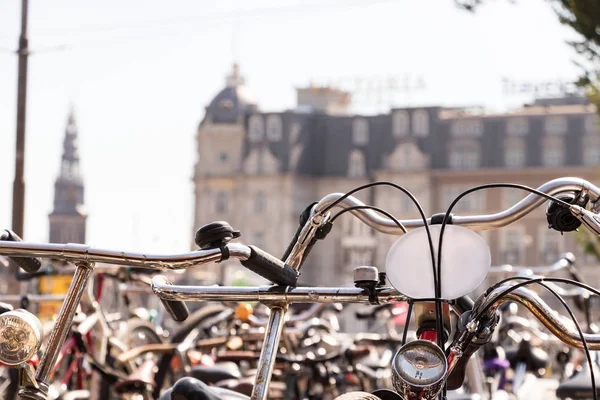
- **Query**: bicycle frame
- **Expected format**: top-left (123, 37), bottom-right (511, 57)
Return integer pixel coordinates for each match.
top-left (1, 177), bottom-right (600, 399)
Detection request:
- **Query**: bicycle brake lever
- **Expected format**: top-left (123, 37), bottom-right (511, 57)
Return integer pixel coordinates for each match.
top-left (571, 206), bottom-right (600, 236)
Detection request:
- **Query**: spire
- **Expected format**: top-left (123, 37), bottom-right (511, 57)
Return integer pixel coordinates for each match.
top-left (59, 108), bottom-right (81, 180)
top-left (226, 62), bottom-right (245, 88)
top-left (50, 108), bottom-right (85, 219)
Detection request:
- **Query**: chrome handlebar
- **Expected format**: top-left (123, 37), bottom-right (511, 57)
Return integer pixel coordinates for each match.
top-left (150, 279), bottom-right (600, 351)
top-left (474, 285), bottom-right (600, 350)
top-left (151, 280), bottom-right (406, 304)
top-left (0, 241), bottom-right (252, 270)
top-left (488, 253), bottom-right (575, 276)
top-left (311, 177), bottom-right (600, 234)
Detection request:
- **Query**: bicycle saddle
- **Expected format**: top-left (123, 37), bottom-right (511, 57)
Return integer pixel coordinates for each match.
top-left (556, 360), bottom-right (600, 399)
top-left (505, 338), bottom-right (548, 372)
top-left (159, 377), bottom-right (250, 400)
top-left (190, 362), bottom-right (241, 385)
top-left (113, 359), bottom-right (156, 395)
top-left (215, 376), bottom-right (286, 397)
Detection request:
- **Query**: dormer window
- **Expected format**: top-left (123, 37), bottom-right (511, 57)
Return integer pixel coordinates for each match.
top-left (450, 119), bottom-right (483, 137)
top-left (348, 150), bottom-right (366, 177)
top-left (352, 118), bottom-right (369, 145)
top-left (289, 122), bottom-right (301, 144)
top-left (585, 115), bottom-right (598, 134)
top-left (266, 115), bottom-right (282, 141)
top-left (542, 136), bottom-right (564, 166)
top-left (413, 110), bottom-right (429, 137)
top-left (583, 135), bottom-right (600, 165)
top-left (544, 116), bottom-right (567, 135)
top-left (392, 111), bottom-right (409, 137)
top-left (504, 137), bottom-right (526, 168)
top-left (219, 99), bottom-right (234, 110)
top-left (248, 115), bottom-right (264, 142)
top-left (506, 117), bottom-right (528, 136)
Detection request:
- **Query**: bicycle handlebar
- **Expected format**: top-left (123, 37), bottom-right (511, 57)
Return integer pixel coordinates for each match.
top-left (488, 253), bottom-right (576, 276)
top-left (152, 279), bottom-right (600, 352)
top-left (0, 230), bottom-right (42, 273)
top-left (311, 177), bottom-right (600, 234)
top-left (473, 285), bottom-right (600, 350)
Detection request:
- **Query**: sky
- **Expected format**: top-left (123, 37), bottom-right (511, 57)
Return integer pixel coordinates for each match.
top-left (0, 0), bottom-right (584, 253)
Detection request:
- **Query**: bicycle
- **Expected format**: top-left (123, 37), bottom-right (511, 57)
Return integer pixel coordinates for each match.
top-left (0, 177), bottom-right (600, 400)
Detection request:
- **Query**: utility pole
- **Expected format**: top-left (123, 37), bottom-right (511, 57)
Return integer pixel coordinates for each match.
top-left (7, 0), bottom-right (29, 297)
top-left (12, 0), bottom-right (29, 238)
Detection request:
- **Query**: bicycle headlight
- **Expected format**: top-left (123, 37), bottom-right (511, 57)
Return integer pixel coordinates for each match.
top-left (392, 340), bottom-right (447, 399)
top-left (0, 309), bottom-right (43, 366)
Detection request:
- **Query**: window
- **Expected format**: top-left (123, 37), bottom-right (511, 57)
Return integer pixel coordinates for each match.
top-left (353, 118), bottom-right (369, 145)
top-left (347, 249), bottom-right (372, 267)
top-left (289, 122), bottom-right (302, 144)
top-left (504, 137), bottom-right (526, 168)
top-left (219, 99), bottom-right (234, 110)
top-left (501, 229), bottom-right (524, 265)
top-left (413, 109), bottom-right (429, 137)
top-left (584, 135), bottom-right (600, 166)
top-left (443, 186), bottom-right (485, 213)
top-left (266, 115), bottom-right (282, 141)
top-left (538, 225), bottom-right (563, 265)
top-left (544, 116), bottom-right (567, 135)
top-left (503, 189), bottom-right (525, 209)
top-left (348, 150), bottom-right (366, 178)
top-left (253, 232), bottom-right (265, 249)
top-left (392, 110), bottom-right (409, 137)
top-left (585, 115), bottom-right (598, 135)
top-left (254, 191), bottom-right (266, 213)
top-left (506, 117), bottom-right (528, 136)
top-left (450, 119), bottom-right (483, 137)
top-left (542, 136), bottom-right (564, 166)
top-left (341, 215), bottom-right (370, 237)
top-left (215, 191), bottom-right (228, 214)
top-left (401, 195), bottom-right (413, 213)
top-left (449, 141), bottom-right (480, 169)
top-left (218, 152), bottom-right (229, 163)
top-left (248, 115), bottom-right (264, 142)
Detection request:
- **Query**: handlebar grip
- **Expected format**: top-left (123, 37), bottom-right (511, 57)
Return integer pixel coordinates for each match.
top-left (153, 275), bottom-right (189, 322)
top-left (240, 245), bottom-right (298, 286)
top-left (454, 295), bottom-right (474, 315)
top-left (355, 310), bottom-right (373, 320)
top-left (16, 270), bottom-right (49, 281)
top-left (0, 230), bottom-right (42, 273)
top-left (355, 304), bottom-right (390, 320)
top-left (446, 341), bottom-right (481, 390)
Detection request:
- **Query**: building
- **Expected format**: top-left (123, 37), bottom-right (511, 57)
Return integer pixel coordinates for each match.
top-left (193, 65), bottom-right (600, 291)
top-left (49, 110), bottom-right (87, 244)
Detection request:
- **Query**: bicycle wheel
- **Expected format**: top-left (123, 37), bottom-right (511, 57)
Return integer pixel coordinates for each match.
top-left (153, 304), bottom-right (228, 399)
top-left (123, 318), bottom-right (163, 351)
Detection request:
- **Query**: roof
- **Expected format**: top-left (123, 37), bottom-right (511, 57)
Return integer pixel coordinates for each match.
top-left (205, 64), bottom-right (257, 124)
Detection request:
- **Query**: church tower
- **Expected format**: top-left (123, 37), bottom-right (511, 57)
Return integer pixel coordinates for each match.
top-left (48, 110), bottom-right (87, 244)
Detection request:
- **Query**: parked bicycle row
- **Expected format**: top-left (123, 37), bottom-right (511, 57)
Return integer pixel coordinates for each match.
top-left (1, 177), bottom-right (600, 399)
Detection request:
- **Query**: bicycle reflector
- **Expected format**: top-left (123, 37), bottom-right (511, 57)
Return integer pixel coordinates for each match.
top-left (0, 309), bottom-right (43, 366)
top-left (391, 339), bottom-right (447, 399)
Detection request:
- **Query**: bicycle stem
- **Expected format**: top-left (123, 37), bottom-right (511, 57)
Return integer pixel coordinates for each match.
top-left (250, 212), bottom-right (326, 400)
